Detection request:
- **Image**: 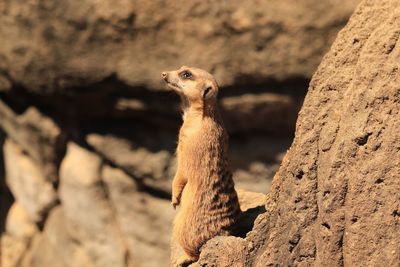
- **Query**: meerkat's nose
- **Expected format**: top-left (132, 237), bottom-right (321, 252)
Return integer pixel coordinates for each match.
top-left (161, 72), bottom-right (168, 80)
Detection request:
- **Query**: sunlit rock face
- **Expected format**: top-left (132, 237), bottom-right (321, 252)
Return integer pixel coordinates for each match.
top-left (0, 0), bottom-right (361, 266)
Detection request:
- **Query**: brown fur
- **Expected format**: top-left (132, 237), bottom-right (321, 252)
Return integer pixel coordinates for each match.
top-left (162, 66), bottom-right (241, 266)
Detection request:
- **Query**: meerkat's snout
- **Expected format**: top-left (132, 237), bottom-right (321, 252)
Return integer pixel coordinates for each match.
top-left (161, 69), bottom-right (181, 92)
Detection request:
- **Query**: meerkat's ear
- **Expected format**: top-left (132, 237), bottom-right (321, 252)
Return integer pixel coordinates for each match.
top-left (203, 82), bottom-right (214, 100)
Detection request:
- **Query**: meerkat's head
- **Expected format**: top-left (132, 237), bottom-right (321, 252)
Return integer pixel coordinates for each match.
top-left (161, 66), bottom-right (219, 108)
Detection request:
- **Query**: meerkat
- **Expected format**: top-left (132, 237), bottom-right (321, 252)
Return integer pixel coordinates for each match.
top-left (161, 66), bottom-right (241, 266)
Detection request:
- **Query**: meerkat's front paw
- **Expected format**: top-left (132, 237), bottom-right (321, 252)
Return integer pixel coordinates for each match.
top-left (172, 196), bottom-right (180, 209)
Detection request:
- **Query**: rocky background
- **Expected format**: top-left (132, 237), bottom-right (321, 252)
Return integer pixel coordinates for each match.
top-left (0, 1), bottom-right (362, 267)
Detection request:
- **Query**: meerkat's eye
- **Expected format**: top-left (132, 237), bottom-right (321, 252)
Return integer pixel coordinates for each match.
top-left (180, 71), bottom-right (192, 79)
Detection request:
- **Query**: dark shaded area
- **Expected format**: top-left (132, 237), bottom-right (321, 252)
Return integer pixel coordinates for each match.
top-left (1, 73), bottom-right (305, 136)
top-left (235, 205), bottom-right (267, 238)
top-left (0, 131), bottom-right (14, 233)
top-left (221, 75), bottom-right (310, 98)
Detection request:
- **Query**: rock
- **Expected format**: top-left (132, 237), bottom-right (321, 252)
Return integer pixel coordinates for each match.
top-left (3, 139), bottom-right (57, 222)
top-left (86, 133), bottom-right (174, 192)
top-left (195, 236), bottom-right (248, 267)
top-left (0, 1), bottom-right (366, 267)
top-left (0, 131), bottom-right (13, 233)
top-left (0, 101), bottom-right (65, 182)
top-left (1, 234), bottom-right (30, 267)
top-left (236, 189), bottom-right (268, 212)
top-left (102, 165), bottom-right (174, 267)
top-left (5, 202), bottom-right (38, 239)
top-left (19, 207), bottom-right (95, 267)
top-left (0, 74), bottom-right (11, 92)
top-left (1, 202), bottom-right (38, 267)
top-left (197, 0), bottom-right (400, 265)
top-left (59, 142), bottom-right (175, 267)
top-left (0, 0), bottom-right (359, 93)
top-left (59, 142), bottom-right (129, 267)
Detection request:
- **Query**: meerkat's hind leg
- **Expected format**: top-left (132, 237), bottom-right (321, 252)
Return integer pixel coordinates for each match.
top-left (174, 253), bottom-right (197, 267)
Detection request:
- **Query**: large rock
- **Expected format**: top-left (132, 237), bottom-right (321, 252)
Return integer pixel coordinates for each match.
top-left (3, 139), bottom-right (57, 222)
top-left (19, 207), bottom-right (95, 267)
top-left (0, 1), bottom-right (365, 267)
top-left (1, 203), bottom-right (38, 267)
top-left (196, 0), bottom-right (400, 265)
top-left (5, 202), bottom-right (38, 239)
top-left (102, 165), bottom-right (175, 267)
top-left (59, 142), bottom-right (176, 267)
top-left (0, 0), bottom-right (359, 93)
top-left (86, 133), bottom-right (174, 193)
top-left (195, 236), bottom-right (249, 267)
top-left (59, 142), bottom-right (130, 267)
top-left (1, 234), bottom-right (30, 267)
top-left (0, 101), bottom-right (65, 182)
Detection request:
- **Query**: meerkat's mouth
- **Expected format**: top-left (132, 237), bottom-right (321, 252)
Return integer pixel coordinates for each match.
top-left (165, 81), bottom-right (181, 91)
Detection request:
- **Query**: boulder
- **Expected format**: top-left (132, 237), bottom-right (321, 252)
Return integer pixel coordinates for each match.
top-left (0, 1), bottom-right (367, 266)
top-left (86, 133), bottom-right (174, 192)
top-left (59, 142), bottom-right (175, 267)
top-left (3, 139), bottom-right (57, 222)
top-left (194, 236), bottom-right (249, 267)
top-left (5, 202), bottom-right (38, 239)
top-left (0, 101), bottom-right (65, 182)
top-left (19, 207), bottom-right (95, 267)
top-left (1, 234), bottom-right (29, 267)
top-left (59, 142), bottom-right (129, 267)
top-left (102, 165), bottom-right (175, 267)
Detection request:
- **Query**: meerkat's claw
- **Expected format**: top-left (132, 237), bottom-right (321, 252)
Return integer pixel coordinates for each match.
top-left (172, 198), bottom-right (180, 209)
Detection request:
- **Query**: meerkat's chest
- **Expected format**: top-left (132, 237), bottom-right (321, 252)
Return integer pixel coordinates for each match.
top-left (178, 119), bottom-right (204, 145)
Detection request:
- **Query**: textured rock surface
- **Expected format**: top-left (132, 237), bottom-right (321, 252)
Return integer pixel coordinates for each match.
top-left (195, 236), bottom-right (249, 267)
top-left (195, 0), bottom-right (400, 265)
top-left (0, 102), bottom-right (65, 182)
top-left (1, 203), bottom-right (37, 267)
top-left (59, 143), bottom-right (130, 267)
top-left (102, 164), bottom-right (174, 266)
top-left (5, 203), bottom-right (38, 239)
top-left (0, 1), bottom-right (362, 267)
top-left (3, 139), bottom-right (57, 222)
top-left (20, 207), bottom-right (95, 267)
top-left (0, 0), bottom-right (358, 92)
